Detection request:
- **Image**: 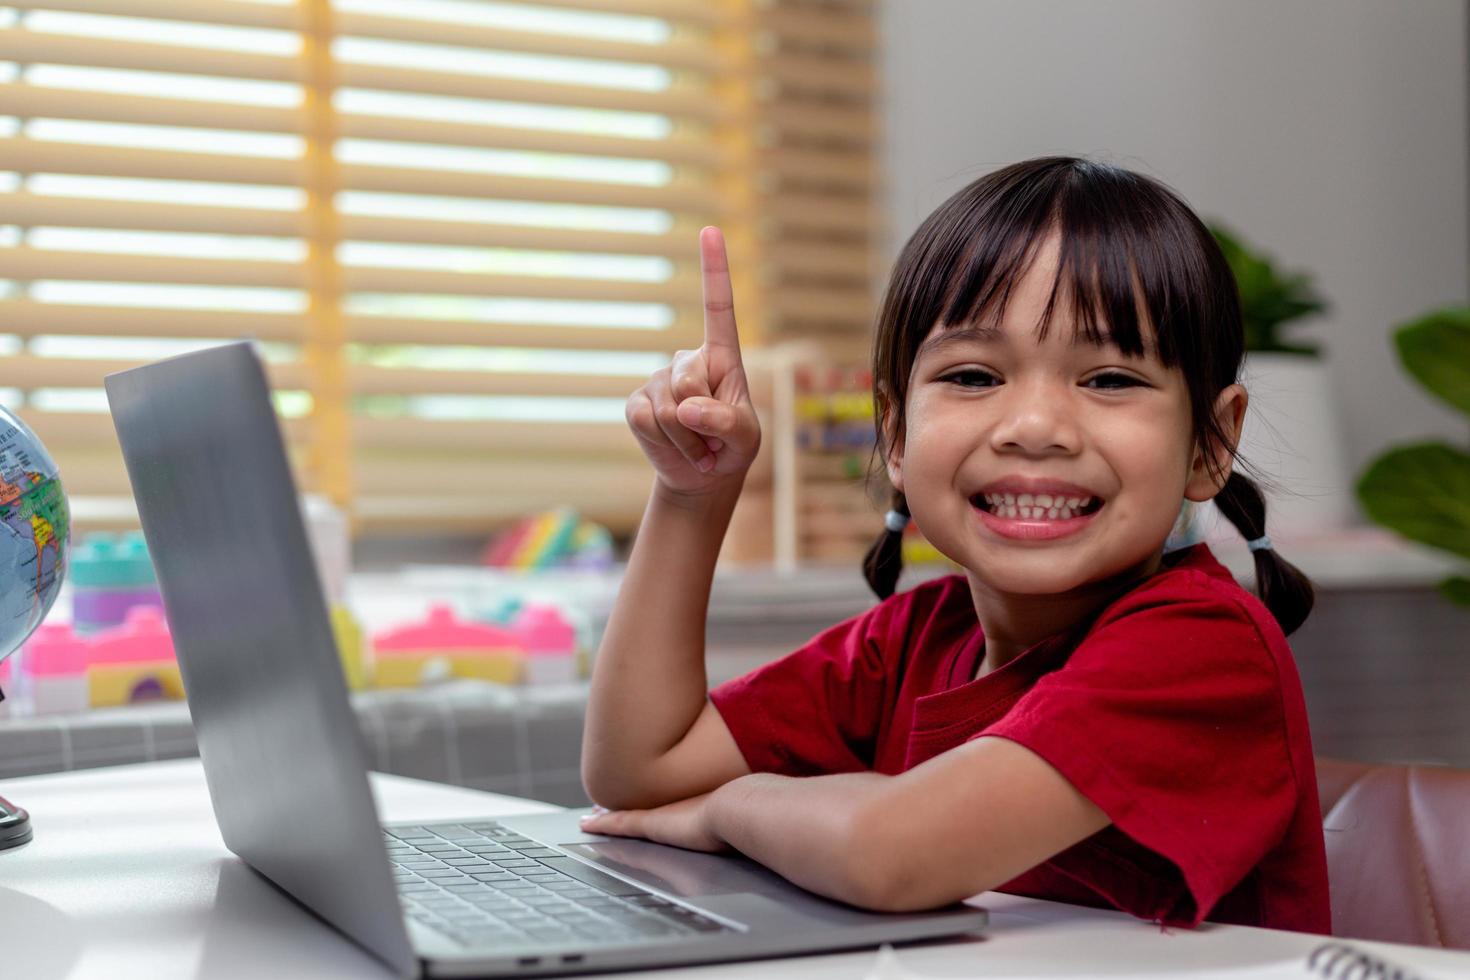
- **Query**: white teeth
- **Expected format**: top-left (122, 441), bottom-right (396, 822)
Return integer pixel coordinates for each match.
top-left (980, 493), bottom-right (1099, 521)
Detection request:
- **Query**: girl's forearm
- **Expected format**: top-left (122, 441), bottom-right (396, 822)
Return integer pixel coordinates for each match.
top-left (582, 477), bottom-right (743, 808)
top-left (708, 771), bottom-right (898, 909)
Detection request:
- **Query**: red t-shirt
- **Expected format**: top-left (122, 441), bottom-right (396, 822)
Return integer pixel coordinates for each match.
top-left (708, 543), bottom-right (1329, 933)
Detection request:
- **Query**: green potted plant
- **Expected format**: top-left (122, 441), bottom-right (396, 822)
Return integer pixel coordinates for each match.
top-left (1212, 224), bottom-right (1328, 355)
top-left (1207, 223), bottom-right (1351, 536)
top-left (1355, 306), bottom-right (1470, 606)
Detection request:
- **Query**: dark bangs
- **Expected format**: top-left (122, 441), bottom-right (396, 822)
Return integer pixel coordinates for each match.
top-left (872, 156), bottom-right (1245, 480)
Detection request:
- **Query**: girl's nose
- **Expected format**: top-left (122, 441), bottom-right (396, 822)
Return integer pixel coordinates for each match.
top-left (988, 383), bottom-right (1081, 455)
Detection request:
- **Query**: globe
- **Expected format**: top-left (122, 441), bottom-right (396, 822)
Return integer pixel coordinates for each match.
top-left (0, 404), bottom-right (69, 667)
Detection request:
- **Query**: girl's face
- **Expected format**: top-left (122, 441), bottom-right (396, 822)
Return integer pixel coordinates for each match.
top-left (885, 233), bottom-right (1245, 597)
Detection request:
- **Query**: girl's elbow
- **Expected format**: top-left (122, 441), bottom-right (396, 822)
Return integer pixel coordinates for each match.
top-left (854, 867), bottom-right (991, 914)
top-left (580, 759), bottom-right (644, 812)
top-left (839, 803), bottom-right (996, 913)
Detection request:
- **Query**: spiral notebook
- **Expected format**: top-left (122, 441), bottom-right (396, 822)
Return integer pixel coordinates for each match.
top-left (862, 941), bottom-right (1438, 980)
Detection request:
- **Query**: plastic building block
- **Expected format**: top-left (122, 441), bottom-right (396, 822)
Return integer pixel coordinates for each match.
top-left (87, 607), bottom-right (183, 707)
top-left (331, 604), bottom-right (370, 691)
top-left (481, 508), bottom-right (615, 571)
top-left (514, 603), bottom-right (578, 685)
top-left (71, 532), bottom-right (162, 633)
top-left (22, 623), bottom-right (90, 715)
top-left (372, 604), bottom-right (522, 687)
top-left (69, 532), bottom-right (156, 588)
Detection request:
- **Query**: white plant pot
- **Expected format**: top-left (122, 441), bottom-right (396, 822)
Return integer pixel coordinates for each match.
top-left (1196, 352), bottom-right (1352, 543)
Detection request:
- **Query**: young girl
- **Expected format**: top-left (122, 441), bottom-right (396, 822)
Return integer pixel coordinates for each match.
top-left (578, 156), bottom-right (1330, 934)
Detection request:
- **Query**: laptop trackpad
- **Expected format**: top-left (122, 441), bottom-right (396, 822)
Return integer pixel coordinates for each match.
top-left (561, 839), bottom-right (798, 900)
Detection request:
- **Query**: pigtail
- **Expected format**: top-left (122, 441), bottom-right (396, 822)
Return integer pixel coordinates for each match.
top-left (862, 492), bottom-right (909, 600)
top-left (1211, 472), bottom-right (1315, 636)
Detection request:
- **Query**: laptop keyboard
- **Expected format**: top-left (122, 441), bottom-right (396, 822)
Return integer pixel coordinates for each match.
top-left (385, 822), bottom-right (732, 949)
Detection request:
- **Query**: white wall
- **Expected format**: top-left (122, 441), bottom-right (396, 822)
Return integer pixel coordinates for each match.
top-left (879, 0), bottom-right (1468, 525)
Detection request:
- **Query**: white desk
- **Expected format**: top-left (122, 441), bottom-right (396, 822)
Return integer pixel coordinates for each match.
top-left (2, 760), bottom-right (1467, 980)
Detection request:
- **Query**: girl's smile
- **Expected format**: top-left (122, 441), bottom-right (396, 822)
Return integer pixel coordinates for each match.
top-left (970, 477), bottom-right (1105, 540)
top-left (971, 495), bottom-right (1103, 541)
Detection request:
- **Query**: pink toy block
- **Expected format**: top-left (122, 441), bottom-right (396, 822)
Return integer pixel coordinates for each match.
top-left (515, 604), bottom-right (576, 657)
top-left (22, 623), bottom-right (89, 677)
top-left (88, 607), bottom-right (177, 666)
top-left (514, 603), bottom-right (577, 685)
top-left (88, 607), bottom-right (183, 706)
top-left (372, 605), bottom-right (524, 687)
top-left (22, 623), bottom-right (91, 714)
top-left (374, 605), bottom-right (519, 652)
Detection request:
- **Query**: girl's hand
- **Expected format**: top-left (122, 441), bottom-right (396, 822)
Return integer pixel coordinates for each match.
top-left (578, 791), bottom-right (729, 854)
top-left (624, 227), bottom-right (761, 498)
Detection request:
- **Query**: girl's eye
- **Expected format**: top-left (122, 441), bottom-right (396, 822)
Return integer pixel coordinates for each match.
top-left (941, 369), bottom-right (999, 388)
top-left (1086, 372), bottom-right (1143, 390)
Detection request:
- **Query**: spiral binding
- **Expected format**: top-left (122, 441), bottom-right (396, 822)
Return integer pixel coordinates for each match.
top-left (1307, 942), bottom-right (1425, 980)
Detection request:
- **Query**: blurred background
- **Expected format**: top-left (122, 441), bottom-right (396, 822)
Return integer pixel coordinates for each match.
top-left (0, 1), bottom-right (1465, 800)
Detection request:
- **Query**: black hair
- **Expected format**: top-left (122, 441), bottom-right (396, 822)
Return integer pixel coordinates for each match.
top-left (861, 156), bottom-right (1314, 636)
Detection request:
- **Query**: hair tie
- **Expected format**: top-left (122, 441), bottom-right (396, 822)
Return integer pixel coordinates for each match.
top-left (1246, 535), bottom-right (1272, 553)
top-left (883, 509), bottom-right (909, 533)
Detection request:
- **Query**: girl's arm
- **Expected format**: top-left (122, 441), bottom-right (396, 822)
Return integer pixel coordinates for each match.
top-left (585, 736), bottom-right (1108, 911)
top-left (714, 737), bottom-right (1107, 910)
top-left (581, 479), bottom-right (752, 811)
top-left (581, 227), bottom-right (761, 812)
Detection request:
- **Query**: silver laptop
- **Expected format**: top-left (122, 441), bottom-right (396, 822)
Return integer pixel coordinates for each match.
top-left (105, 341), bottom-right (988, 978)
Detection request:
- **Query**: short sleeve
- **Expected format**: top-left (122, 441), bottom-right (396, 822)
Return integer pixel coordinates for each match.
top-left (708, 597), bottom-right (900, 777)
top-left (984, 576), bottom-right (1300, 927)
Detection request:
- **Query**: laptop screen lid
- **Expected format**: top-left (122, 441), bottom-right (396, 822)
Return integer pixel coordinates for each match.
top-left (106, 341), bottom-right (416, 979)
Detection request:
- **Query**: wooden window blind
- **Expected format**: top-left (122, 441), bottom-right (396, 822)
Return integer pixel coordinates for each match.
top-left (0, 0), bottom-right (877, 538)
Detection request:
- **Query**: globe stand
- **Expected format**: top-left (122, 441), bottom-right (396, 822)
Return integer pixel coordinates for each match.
top-left (0, 794), bottom-right (30, 850)
top-left (0, 686), bottom-right (31, 850)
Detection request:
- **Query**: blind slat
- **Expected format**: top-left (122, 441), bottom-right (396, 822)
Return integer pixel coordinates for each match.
top-left (0, 353), bottom-right (311, 390)
top-left (335, 62), bottom-right (725, 121)
top-left (762, 102), bottom-right (872, 145)
top-left (0, 190), bottom-right (300, 236)
top-left (761, 193), bottom-right (872, 235)
top-left (356, 416), bottom-right (640, 455)
top-left (348, 315), bottom-right (702, 352)
top-left (332, 11), bottom-right (726, 73)
top-left (11, 0), bottom-right (298, 32)
top-left (758, 150), bottom-right (871, 194)
top-left (0, 298), bottom-right (304, 341)
top-left (19, 408), bottom-right (311, 446)
top-left (762, 52), bottom-right (874, 99)
top-left (0, 137), bottom-right (722, 211)
top-left (0, 83), bottom-right (299, 134)
top-left (0, 191), bottom-right (705, 257)
top-left (0, 300), bottom-right (701, 352)
top-left (0, 27), bottom-right (299, 83)
top-left (351, 364), bottom-right (638, 399)
top-left (0, 246), bottom-right (708, 303)
top-left (0, 355), bottom-right (642, 400)
top-left (759, 7), bottom-right (875, 52)
top-left (0, 83), bottom-right (729, 165)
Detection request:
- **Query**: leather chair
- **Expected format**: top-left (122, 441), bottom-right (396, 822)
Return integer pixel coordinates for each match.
top-left (1316, 757), bottom-right (1470, 949)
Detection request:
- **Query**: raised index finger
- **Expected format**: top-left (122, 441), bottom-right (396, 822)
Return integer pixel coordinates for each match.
top-left (699, 226), bottom-right (742, 365)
